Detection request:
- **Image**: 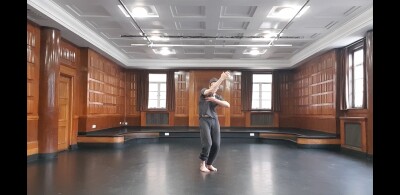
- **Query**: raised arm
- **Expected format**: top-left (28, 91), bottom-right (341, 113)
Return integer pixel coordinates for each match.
top-left (203, 71), bottom-right (231, 96)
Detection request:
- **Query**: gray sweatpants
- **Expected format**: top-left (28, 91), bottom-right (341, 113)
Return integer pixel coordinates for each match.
top-left (199, 117), bottom-right (221, 165)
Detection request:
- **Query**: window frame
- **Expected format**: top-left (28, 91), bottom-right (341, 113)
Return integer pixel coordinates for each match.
top-left (147, 73), bottom-right (167, 110)
top-left (251, 73), bottom-right (273, 111)
top-left (346, 40), bottom-right (366, 109)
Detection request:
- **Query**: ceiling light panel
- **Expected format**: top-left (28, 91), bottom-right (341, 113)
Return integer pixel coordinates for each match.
top-left (170, 5), bottom-right (206, 17)
top-left (129, 5), bottom-right (159, 18)
top-left (66, 4), bottom-right (110, 17)
top-left (214, 48), bottom-right (236, 54)
top-left (218, 21), bottom-right (249, 30)
top-left (267, 6), bottom-right (310, 19)
top-left (175, 21), bottom-right (206, 30)
top-left (184, 48), bottom-right (205, 54)
top-left (220, 6), bottom-right (257, 18)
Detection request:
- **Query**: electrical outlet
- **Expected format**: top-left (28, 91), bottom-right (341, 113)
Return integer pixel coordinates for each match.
top-left (250, 133), bottom-right (254, 136)
top-left (92, 124), bottom-right (96, 129)
top-left (165, 132), bottom-right (170, 136)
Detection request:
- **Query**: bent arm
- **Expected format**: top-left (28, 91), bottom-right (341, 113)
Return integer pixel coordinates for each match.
top-left (205, 97), bottom-right (230, 108)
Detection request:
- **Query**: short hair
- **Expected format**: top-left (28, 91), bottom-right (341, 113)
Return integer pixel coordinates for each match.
top-left (209, 78), bottom-right (218, 84)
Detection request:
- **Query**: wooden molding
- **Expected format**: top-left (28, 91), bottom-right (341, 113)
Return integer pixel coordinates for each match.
top-left (27, 141), bottom-right (39, 156)
top-left (77, 136), bottom-right (124, 143)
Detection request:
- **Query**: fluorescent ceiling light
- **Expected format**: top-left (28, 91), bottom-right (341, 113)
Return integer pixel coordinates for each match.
top-left (132, 43), bottom-right (292, 47)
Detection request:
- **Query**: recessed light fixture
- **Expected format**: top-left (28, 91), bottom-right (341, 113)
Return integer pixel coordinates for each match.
top-left (267, 6), bottom-right (310, 19)
top-left (132, 7), bottom-right (148, 17)
top-left (243, 48), bottom-right (267, 55)
top-left (153, 47), bottom-right (176, 55)
top-left (117, 5), bottom-right (159, 18)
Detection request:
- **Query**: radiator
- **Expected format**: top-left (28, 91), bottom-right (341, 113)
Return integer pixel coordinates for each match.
top-left (344, 123), bottom-right (362, 148)
top-left (250, 113), bottom-right (273, 126)
top-left (146, 113), bottom-right (169, 125)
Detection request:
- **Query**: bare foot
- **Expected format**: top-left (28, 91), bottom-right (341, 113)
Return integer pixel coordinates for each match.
top-left (207, 165), bottom-right (217, 171)
top-left (200, 165), bottom-right (210, 172)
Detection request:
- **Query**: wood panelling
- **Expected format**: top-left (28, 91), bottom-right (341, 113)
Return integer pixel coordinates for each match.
top-left (280, 50), bottom-right (337, 134)
top-left (280, 116), bottom-right (336, 133)
top-left (126, 71), bottom-right (140, 126)
top-left (60, 39), bottom-right (80, 146)
top-left (60, 39), bottom-right (79, 67)
top-left (77, 136), bottom-right (124, 143)
top-left (81, 115), bottom-right (124, 132)
top-left (126, 116), bottom-right (140, 126)
top-left (27, 141), bottom-right (39, 156)
top-left (27, 116), bottom-right (39, 142)
top-left (175, 71), bottom-right (189, 116)
top-left (174, 116), bottom-right (189, 126)
top-left (27, 22), bottom-right (40, 155)
top-left (230, 73), bottom-right (243, 117)
top-left (231, 117), bottom-right (245, 127)
top-left (79, 49), bottom-right (126, 131)
top-left (297, 138), bottom-right (340, 145)
top-left (188, 70), bottom-right (231, 127)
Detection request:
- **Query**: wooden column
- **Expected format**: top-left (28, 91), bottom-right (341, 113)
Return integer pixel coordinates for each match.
top-left (38, 27), bottom-right (61, 158)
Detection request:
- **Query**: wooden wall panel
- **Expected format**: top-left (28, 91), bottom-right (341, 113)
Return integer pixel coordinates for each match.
top-left (230, 72), bottom-right (243, 118)
top-left (78, 49), bottom-right (126, 132)
top-left (81, 115), bottom-right (124, 132)
top-left (175, 71), bottom-right (189, 116)
top-left (279, 50), bottom-right (337, 134)
top-left (188, 70), bottom-right (231, 127)
top-left (125, 71), bottom-right (140, 126)
top-left (27, 21), bottom-right (41, 155)
top-left (59, 39), bottom-right (80, 146)
top-left (231, 117), bottom-right (245, 127)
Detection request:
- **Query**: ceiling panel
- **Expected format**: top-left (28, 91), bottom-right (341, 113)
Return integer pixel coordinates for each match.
top-left (27, 0), bottom-right (373, 69)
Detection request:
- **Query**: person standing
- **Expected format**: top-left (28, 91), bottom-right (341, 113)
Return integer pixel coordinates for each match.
top-left (198, 71), bottom-right (231, 172)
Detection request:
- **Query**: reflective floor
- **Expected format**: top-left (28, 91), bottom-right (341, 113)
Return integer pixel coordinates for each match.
top-left (27, 138), bottom-right (373, 195)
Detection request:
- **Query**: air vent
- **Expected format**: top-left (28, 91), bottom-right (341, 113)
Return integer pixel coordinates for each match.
top-left (325, 21), bottom-right (338, 30)
top-left (344, 6), bottom-right (361, 16)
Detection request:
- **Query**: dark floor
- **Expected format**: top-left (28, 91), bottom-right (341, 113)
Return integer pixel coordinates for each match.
top-left (27, 138), bottom-right (372, 195)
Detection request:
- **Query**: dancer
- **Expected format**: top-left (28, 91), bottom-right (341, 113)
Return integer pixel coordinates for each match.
top-left (198, 71), bottom-right (231, 172)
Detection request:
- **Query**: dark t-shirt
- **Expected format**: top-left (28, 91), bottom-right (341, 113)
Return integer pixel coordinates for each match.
top-left (198, 88), bottom-right (225, 118)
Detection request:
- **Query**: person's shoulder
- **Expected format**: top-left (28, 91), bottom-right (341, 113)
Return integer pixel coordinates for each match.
top-left (200, 88), bottom-right (207, 95)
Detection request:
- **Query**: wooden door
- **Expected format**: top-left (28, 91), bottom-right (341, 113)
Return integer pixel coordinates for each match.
top-left (58, 74), bottom-right (72, 151)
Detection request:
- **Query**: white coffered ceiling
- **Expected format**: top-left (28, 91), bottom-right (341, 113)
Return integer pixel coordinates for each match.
top-left (27, 0), bottom-right (373, 69)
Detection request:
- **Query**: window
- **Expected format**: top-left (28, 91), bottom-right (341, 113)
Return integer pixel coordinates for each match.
top-left (347, 42), bottom-right (364, 108)
top-left (251, 74), bottom-right (272, 109)
top-left (148, 73), bottom-right (166, 109)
